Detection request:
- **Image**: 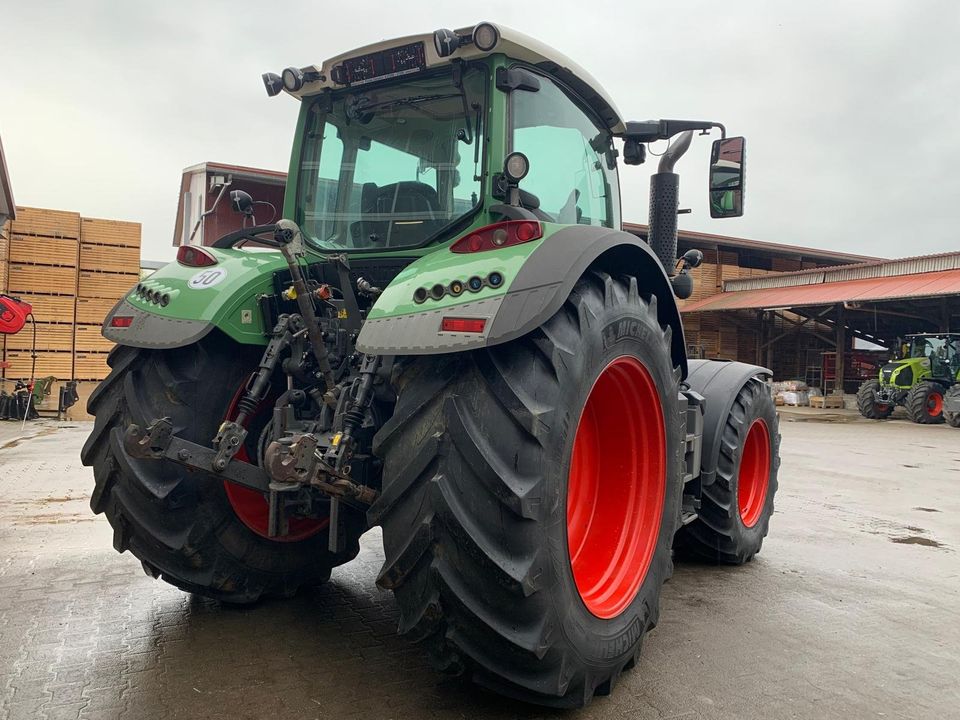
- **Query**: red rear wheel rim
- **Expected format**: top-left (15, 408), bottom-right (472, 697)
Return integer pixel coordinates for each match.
top-left (927, 393), bottom-right (943, 416)
top-left (222, 383), bottom-right (327, 543)
top-left (738, 419), bottom-right (771, 528)
top-left (566, 356), bottom-right (666, 620)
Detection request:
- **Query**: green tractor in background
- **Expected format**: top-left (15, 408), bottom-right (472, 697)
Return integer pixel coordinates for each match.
top-left (857, 333), bottom-right (960, 424)
top-left (81, 23), bottom-right (781, 707)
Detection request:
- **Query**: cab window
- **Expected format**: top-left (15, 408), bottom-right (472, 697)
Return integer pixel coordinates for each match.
top-left (510, 73), bottom-right (620, 228)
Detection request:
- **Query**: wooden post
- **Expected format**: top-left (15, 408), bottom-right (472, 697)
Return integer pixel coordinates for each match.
top-left (835, 303), bottom-right (846, 396)
top-left (756, 310), bottom-right (763, 365)
top-left (766, 312), bottom-right (774, 372)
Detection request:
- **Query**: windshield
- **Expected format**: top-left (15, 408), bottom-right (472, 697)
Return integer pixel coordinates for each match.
top-left (295, 68), bottom-right (486, 251)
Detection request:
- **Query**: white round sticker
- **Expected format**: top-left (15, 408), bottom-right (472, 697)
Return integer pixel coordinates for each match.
top-left (187, 268), bottom-right (228, 289)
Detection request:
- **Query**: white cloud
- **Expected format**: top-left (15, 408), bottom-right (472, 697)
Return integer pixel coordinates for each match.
top-left (1, 0), bottom-right (957, 261)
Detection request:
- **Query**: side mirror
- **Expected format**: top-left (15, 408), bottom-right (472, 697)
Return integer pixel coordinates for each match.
top-left (709, 136), bottom-right (745, 218)
top-left (230, 190), bottom-right (254, 216)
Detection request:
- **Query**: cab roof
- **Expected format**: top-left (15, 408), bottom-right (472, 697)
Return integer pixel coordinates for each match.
top-left (284, 22), bottom-right (626, 134)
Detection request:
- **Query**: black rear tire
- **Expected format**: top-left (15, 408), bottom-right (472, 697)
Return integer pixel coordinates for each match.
top-left (945, 386), bottom-right (960, 428)
top-left (370, 272), bottom-right (685, 707)
top-left (674, 378), bottom-right (780, 564)
top-left (857, 379), bottom-right (893, 419)
top-left (906, 381), bottom-right (945, 424)
top-left (80, 335), bottom-right (364, 603)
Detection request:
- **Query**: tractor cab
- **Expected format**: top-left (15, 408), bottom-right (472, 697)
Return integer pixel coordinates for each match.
top-left (904, 333), bottom-right (960, 380)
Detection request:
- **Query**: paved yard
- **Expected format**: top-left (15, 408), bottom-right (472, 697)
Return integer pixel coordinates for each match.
top-left (0, 415), bottom-right (958, 720)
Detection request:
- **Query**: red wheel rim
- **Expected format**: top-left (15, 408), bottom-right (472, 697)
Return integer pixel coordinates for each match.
top-left (566, 356), bottom-right (666, 619)
top-left (222, 383), bottom-right (327, 543)
top-left (927, 393), bottom-right (943, 416)
top-left (738, 419), bottom-right (771, 528)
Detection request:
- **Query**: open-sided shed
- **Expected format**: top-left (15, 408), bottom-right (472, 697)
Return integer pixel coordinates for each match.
top-left (682, 252), bottom-right (960, 391)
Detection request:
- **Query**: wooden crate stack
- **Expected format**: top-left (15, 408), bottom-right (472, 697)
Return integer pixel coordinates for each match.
top-left (75, 218), bottom-right (141, 380)
top-left (3, 207), bottom-right (81, 380)
top-left (0, 208), bottom-right (141, 382)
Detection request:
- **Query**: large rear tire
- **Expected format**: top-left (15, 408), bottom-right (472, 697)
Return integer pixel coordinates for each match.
top-left (905, 381), bottom-right (945, 424)
top-left (856, 379), bottom-right (893, 419)
top-left (945, 386), bottom-right (960, 428)
top-left (370, 272), bottom-right (685, 707)
top-left (80, 335), bottom-right (364, 603)
top-left (674, 377), bottom-right (780, 564)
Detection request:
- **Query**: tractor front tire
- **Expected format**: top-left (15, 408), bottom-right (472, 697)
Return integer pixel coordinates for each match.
top-left (856, 379), bottom-right (893, 420)
top-left (673, 377), bottom-right (780, 564)
top-left (371, 272), bottom-right (685, 707)
top-left (80, 336), bottom-right (363, 603)
top-left (906, 381), bottom-right (945, 424)
top-left (945, 386), bottom-right (960, 428)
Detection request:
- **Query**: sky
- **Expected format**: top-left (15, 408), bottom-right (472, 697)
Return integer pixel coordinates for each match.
top-left (1, 0), bottom-right (958, 262)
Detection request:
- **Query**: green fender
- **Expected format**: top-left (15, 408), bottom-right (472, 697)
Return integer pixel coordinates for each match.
top-left (357, 225), bottom-right (688, 378)
top-left (103, 249), bottom-right (287, 349)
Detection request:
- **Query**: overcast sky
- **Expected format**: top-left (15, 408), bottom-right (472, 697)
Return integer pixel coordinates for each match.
top-left (2, 1), bottom-right (958, 262)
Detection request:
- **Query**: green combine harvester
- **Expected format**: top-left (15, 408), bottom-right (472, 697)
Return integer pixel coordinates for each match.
top-left (81, 23), bottom-right (780, 706)
top-left (857, 333), bottom-right (960, 424)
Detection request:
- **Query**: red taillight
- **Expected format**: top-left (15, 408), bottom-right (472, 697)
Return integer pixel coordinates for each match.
top-left (441, 317), bottom-right (487, 333)
top-left (177, 245), bottom-right (218, 267)
top-left (450, 221), bottom-right (543, 253)
top-left (110, 316), bottom-right (134, 328)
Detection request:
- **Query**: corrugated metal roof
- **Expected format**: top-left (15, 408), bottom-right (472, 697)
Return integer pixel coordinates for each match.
top-left (622, 223), bottom-right (881, 264)
top-left (683, 268), bottom-right (960, 313)
top-left (725, 251), bottom-right (960, 291)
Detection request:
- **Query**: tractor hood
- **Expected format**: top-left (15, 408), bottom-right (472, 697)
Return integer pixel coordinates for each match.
top-left (102, 248), bottom-right (285, 349)
top-left (879, 357), bottom-right (929, 388)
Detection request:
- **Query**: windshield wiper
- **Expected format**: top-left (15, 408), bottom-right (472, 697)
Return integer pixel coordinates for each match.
top-left (348, 93), bottom-right (459, 117)
top-left (347, 91), bottom-right (474, 144)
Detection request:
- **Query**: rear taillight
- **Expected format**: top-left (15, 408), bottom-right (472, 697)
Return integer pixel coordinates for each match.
top-left (110, 316), bottom-right (134, 328)
top-left (450, 221), bottom-right (542, 253)
top-left (440, 317), bottom-right (487, 333)
top-left (177, 245), bottom-right (218, 267)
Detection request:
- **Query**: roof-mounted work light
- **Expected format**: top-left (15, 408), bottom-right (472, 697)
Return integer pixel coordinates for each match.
top-left (262, 72), bottom-right (283, 97)
top-left (282, 67), bottom-right (305, 92)
top-left (472, 22), bottom-right (499, 51)
top-left (433, 28), bottom-right (460, 57)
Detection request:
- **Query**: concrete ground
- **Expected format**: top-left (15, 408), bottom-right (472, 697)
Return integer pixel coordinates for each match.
top-left (0, 414), bottom-right (958, 720)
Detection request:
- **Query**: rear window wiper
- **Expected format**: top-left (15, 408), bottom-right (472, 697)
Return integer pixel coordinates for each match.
top-left (346, 92), bottom-right (474, 144)
top-left (347, 93), bottom-right (460, 117)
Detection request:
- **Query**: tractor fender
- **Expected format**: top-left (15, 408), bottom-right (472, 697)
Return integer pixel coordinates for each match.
top-left (357, 226), bottom-right (688, 376)
top-left (103, 297), bottom-right (216, 349)
top-left (685, 359), bottom-right (773, 487)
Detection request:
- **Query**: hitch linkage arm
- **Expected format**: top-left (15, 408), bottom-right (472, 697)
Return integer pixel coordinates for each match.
top-left (211, 313), bottom-right (299, 472)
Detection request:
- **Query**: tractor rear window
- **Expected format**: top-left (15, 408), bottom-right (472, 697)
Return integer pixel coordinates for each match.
top-left (296, 68), bottom-right (486, 251)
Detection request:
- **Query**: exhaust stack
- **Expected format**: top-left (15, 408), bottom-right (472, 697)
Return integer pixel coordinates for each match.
top-left (647, 130), bottom-right (693, 276)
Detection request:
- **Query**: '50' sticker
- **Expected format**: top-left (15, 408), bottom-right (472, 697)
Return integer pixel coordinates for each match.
top-left (188, 268), bottom-right (228, 289)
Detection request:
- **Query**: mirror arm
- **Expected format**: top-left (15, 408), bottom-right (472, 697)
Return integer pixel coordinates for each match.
top-left (621, 119), bottom-right (725, 143)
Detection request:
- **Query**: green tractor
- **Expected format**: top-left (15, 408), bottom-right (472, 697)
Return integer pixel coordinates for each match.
top-left (81, 23), bottom-right (780, 707)
top-left (857, 333), bottom-right (960, 424)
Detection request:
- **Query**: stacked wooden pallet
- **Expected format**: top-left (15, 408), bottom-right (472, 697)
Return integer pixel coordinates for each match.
top-left (74, 218), bottom-right (140, 380)
top-left (0, 208), bottom-right (141, 382)
top-left (3, 208), bottom-right (81, 380)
